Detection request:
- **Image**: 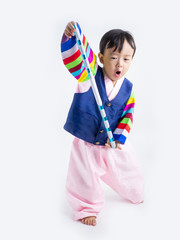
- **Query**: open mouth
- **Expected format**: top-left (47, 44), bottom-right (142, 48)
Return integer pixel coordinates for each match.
top-left (115, 71), bottom-right (121, 77)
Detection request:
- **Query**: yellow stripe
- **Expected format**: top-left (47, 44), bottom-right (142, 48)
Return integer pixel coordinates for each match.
top-left (90, 53), bottom-right (97, 72)
top-left (78, 69), bottom-right (88, 82)
top-left (126, 91), bottom-right (135, 105)
top-left (78, 54), bottom-right (97, 82)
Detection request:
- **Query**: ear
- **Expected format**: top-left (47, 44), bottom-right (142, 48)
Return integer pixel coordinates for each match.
top-left (98, 52), bottom-right (104, 64)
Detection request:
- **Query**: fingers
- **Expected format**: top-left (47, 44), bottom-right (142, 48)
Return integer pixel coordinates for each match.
top-left (105, 140), bottom-right (122, 150)
top-left (64, 21), bottom-right (76, 38)
top-left (105, 138), bottom-right (111, 148)
top-left (116, 143), bottom-right (122, 150)
top-left (105, 143), bottom-right (111, 148)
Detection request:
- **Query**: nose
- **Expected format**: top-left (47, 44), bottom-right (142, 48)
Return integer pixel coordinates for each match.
top-left (117, 58), bottom-right (123, 67)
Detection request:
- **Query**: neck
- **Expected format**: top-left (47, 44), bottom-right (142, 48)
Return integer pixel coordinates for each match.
top-left (112, 80), bottom-right (117, 87)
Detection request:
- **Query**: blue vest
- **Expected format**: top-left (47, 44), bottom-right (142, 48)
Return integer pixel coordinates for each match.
top-left (64, 66), bottom-right (133, 145)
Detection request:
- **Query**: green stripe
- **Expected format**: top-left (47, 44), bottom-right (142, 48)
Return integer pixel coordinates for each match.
top-left (130, 91), bottom-right (135, 98)
top-left (120, 118), bottom-right (132, 128)
top-left (83, 38), bottom-right (88, 50)
top-left (92, 64), bottom-right (97, 76)
top-left (66, 55), bottom-right (83, 69)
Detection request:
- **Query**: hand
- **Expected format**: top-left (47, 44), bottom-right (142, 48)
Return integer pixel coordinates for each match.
top-left (64, 21), bottom-right (76, 38)
top-left (105, 138), bottom-right (122, 150)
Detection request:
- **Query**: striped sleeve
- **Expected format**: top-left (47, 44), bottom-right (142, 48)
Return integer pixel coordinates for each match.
top-left (61, 23), bottom-right (97, 83)
top-left (113, 90), bottom-right (135, 144)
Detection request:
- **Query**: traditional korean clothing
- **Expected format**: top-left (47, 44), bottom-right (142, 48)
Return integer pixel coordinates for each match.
top-left (61, 23), bottom-right (144, 220)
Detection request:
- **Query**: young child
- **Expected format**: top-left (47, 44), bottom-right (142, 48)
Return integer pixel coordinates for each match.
top-left (61, 21), bottom-right (144, 226)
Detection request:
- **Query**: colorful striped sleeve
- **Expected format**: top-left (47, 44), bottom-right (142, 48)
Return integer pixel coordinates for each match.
top-left (113, 90), bottom-right (135, 144)
top-left (61, 23), bottom-right (97, 83)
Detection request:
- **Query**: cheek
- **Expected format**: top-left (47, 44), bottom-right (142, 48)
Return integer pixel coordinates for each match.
top-left (108, 61), bottom-right (116, 69)
top-left (122, 65), bottom-right (129, 73)
top-left (125, 62), bottom-right (131, 69)
top-left (105, 61), bottom-right (113, 70)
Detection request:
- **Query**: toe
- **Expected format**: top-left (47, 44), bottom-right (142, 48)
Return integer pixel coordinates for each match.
top-left (85, 218), bottom-right (89, 225)
top-left (92, 220), bottom-right (96, 226)
top-left (81, 216), bottom-right (97, 226)
top-left (81, 218), bottom-right (85, 224)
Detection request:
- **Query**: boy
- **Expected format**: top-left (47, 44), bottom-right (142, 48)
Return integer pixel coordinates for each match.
top-left (61, 21), bottom-right (144, 226)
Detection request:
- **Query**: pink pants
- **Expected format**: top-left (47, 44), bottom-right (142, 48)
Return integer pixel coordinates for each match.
top-left (66, 137), bottom-right (144, 221)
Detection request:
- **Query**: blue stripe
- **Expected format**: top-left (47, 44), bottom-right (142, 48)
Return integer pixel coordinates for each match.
top-left (98, 105), bottom-right (104, 110)
top-left (61, 23), bottom-right (82, 52)
top-left (71, 65), bottom-right (91, 78)
top-left (121, 108), bottom-right (133, 117)
top-left (113, 134), bottom-right (126, 144)
top-left (103, 116), bottom-right (107, 121)
top-left (86, 45), bottom-right (91, 59)
top-left (72, 62), bottom-right (85, 77)
top-left (77, 40), bottom-right (81, 45)
top-left (106, 128), bottom-right (111, 132)
top-left (109, 138), bottom-right (115, 142)
top-left (77, 23), bottom-right (82, 35)
top-left (61, 36), bottom-right (77, 52)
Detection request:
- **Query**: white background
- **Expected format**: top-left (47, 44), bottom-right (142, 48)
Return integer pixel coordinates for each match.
top-left (0, 0), bottom-right (180, 239)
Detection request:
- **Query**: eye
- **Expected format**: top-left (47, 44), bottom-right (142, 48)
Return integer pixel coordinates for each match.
top-left (124, 58), bottom-right (130, 61)
top-left (111, 57), bottom-right (117, 59)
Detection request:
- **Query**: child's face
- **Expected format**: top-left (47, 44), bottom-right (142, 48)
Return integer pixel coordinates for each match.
top-left (98, 39), bottom-right (134, 85)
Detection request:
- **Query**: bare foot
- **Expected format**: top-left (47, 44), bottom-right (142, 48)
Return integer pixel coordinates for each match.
top-left (80, 216), bottom-right (96, 226)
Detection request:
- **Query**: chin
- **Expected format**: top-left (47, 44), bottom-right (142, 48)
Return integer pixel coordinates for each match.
top-left (119, 74), bottom-right (124, 79)
top-left (115, 76), bottom-right (122, 81)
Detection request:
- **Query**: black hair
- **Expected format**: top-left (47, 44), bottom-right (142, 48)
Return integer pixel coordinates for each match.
top-left (99, 29), bottom-right (136, 57)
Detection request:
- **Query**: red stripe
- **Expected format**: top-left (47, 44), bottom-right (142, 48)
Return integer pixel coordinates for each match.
top-left (69, 61), bottom-right (83, 73)
top-left (117, 123), bottom-right (131, 133)
top-left (123, 113), bottom-right (133, 123)
top-left (68, 49), bottom-right (93, 75)
top-left (63, 50), bottom-right (81, 65)
top-left (85, 41), bottom-right (89, 52)
top-left (125, 124), bottom-right (131, 132)
top-left (82, 35), bottom-right (89, 52)
top-left (82, 35), bottom-right (85, 45)
top-left (118, 113), bottom-right (133, 123)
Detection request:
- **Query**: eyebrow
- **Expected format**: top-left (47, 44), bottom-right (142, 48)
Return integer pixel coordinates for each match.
top-left (110, 53), bottom-right (132, 57)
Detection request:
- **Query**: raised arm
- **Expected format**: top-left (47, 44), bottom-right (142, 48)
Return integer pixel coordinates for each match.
top-left (61, 21), bottom-right (97, 83)
top-left (113, 89), bottom-right (135, 145)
